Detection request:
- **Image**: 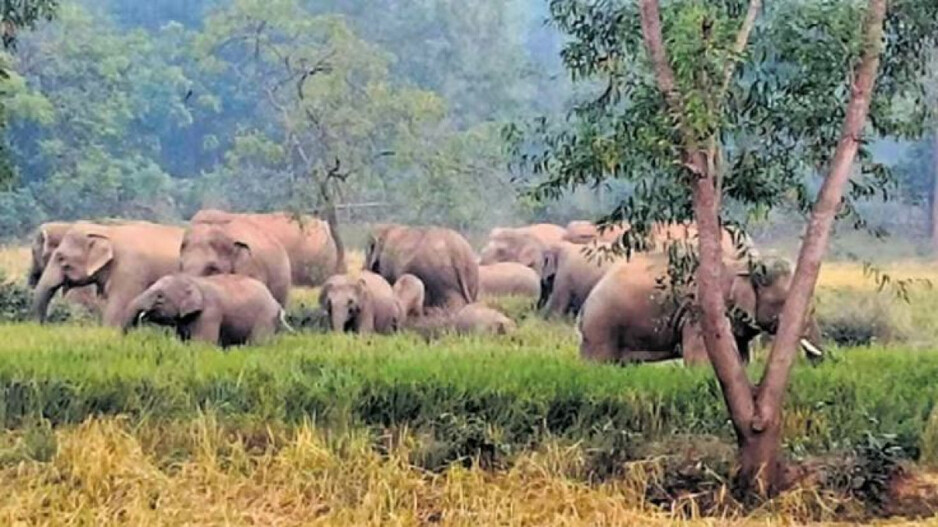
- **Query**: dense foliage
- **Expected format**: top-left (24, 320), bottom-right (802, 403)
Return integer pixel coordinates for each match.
top-left (0, 0), bottom-right (578, 239)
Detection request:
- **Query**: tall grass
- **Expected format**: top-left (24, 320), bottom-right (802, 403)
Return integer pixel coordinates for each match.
top-left (0, 324), bottom-right (937, 463)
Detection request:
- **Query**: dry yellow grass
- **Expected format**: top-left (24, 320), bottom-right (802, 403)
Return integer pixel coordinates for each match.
top-left (2, 417), bottom-right (929, 527)
top-left (0, 245), bottom-right (30, 283)
top-left (817, 261), bottom-right (938, 291)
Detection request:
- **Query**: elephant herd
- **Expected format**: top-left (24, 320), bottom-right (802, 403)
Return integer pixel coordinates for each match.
top-left (24, 211), bottom-right (824, 365)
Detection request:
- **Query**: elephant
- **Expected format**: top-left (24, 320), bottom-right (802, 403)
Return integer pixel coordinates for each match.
top-left (393, 274), bottom-right (425, 322)
top-left (123, 274), bottom-right (288, 347)
top-left (478, 231), bottom-right (547, 274)
top-left (28, 222), bottom-right (102, 313)
top-left (487, 223), bottom-right (567, 247)
top-left (453, 303), bottom-right (517, 335)
top-left (539, 241), bottom-right (621, 318)
top-left (179, 219), bottom-right (292, 306)
top-left (33, 222), bottom-right (185, 327)
top-left (191, 209), bottom-right (342, 286)
top-left (563, 221), bottom-right (629, 245)
top-left (364, 224), bottom-right (479, 310)
top-left (319, 270), bottom-right (401, 334)
top-left (577, 254), bottom-right (824, 365)
top-left (479, 262), bottom-right (541, 298)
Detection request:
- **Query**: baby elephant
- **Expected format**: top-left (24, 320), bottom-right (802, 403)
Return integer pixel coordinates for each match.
top-left (393, 274), bottom-right (425, 322)
top-left (479, 262), bottom-right (541, 298)
top-left (124, 274), bottom-right (287, 347)
top-left (319, 271), bottom-right (400, 334)
top-left (453, 303), bottom-right (516, 335)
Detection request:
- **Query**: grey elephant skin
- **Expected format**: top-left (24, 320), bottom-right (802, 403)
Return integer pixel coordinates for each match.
top-left (125, 274), bottom-right (284, 347)
top-left (192, 209), bottom-right (341, 286)
top-left (478, 229), bottom-right (549, 273)
top-left (577, 255), bottom-right (823, 365)
top-left (179, 219), bottom-right (292, 306)
top-left (393, 274), bottom-right (425, 323)
top-left (539, 241), bottom-right (621, 318)
top-left (453, 303), bottom-right (516, 335)
top-left (33, 222), bottom-right (184, 327)
top-left (364, 224), bottom-right (479, 310)
top-left (319, 271), bottom-right (401, 334)
top-left (479, 262), bottom-right (540, 298)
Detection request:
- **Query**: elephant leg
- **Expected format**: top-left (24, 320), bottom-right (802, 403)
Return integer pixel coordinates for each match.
top-left (356, 307), bottom-right (375, 334)
top-left (681, 322), bottom-right (710, 366)
top-left (248, 317), bottom-right (276, 345)
top-left (102, 291), bottom-right (136, 328)
top-left (735, 336), bottom-right (752, 364)
top-left (189, 318), bottom-right (222, 346)
top-left (544, 278), bottom-right (572, 319)
top-left (578, 318), bottom-right (620, 363)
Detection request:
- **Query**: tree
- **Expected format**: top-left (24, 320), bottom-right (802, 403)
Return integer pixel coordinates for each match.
top-left (512, 0), bottom-right (938, 494)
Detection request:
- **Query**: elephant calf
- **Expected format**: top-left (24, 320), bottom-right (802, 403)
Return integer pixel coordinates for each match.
top-left (319, 271), bottom-right (401, 334)
top-left (393, 274), bottom-right (425, 322)
top-left (124, 274), bottom-right (287, 347)
top-left (453, 303), bottom-right (516, 336)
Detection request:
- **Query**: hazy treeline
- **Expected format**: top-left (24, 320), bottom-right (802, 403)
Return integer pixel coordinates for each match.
top-left (0, 0), bottom-right (596, 238)
top-left (0, 0), bottom-right (934, 250)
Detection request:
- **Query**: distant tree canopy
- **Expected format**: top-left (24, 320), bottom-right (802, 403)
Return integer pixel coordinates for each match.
top-left (0, 0), bottom-right (574, 239)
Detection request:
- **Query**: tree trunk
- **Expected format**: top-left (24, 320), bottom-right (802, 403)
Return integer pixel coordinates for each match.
top-left (319, 179), bottom-right (347, 274)
top-left (931, 132), bottom-right (938, 252)
top-left (639, 0), bottom-right (888, 495)
top-left (753, 0), bottom-right (888, 492)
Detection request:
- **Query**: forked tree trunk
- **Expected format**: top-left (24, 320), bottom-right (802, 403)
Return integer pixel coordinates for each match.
top-left (638, 0), bottom-right (889, 494)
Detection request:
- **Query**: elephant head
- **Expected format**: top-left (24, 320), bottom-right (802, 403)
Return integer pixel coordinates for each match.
top-left (319, 276), bottom-right (371, 332)
top-left (536, 243), bottom-right (564, 310)
top-left (363, 224), bottom-right (398, 274)
top-left (33, 229), bottom-right (114, 322)
top-left (726, 258), bottom-right (823, 361)
top-left (179, 224), bottom-right (256, 278)
top-left (478, 231), bottom-right (545, 273)
top-left (123, 275), bottom-right (203, 332)
top-left (28, 223), bottom-right (72, 287)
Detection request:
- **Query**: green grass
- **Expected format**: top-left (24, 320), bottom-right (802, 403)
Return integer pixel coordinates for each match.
top-left (0, 323), bottom-right (936, 464)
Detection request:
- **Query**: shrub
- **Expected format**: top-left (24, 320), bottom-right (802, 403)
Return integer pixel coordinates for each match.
top-left (816, 289), bottom-right (909, 346)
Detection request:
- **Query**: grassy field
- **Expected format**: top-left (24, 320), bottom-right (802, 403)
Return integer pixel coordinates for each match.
top-left (4, 244), bottom-right (938, 522)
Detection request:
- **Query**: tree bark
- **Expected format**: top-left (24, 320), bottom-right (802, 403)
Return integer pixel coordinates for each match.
top-left (753, 0), bottom-right (888, 491)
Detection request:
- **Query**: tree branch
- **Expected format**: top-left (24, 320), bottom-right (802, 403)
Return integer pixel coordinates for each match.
top-left (757, 0), bottom-right (888, 420)
top-left (638, 0), bottom-right (683, 115)
top-left (719, 0), bottom-right (762, 100)
top-left (639, 0), bottom-right (756, 432)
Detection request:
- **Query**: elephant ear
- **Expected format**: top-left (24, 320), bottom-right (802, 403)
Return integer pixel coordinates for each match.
top-left (541, 245), bottom-right (560, 279)
top-left (518, 244), bottom-right (543, 273)
top-left (86, 234), bottom-right (115, 277)
top-left (319, 280), bottom-right (336, 309)
top-left (355, 277), bottom-right (371, 302)
top-left (729, 273), bottom-right (757, 316)
top-left (179, 280), bottom-right (205, 318)
top-left (232, 241), bottom-right (258, 275)
top-left (750, 258), bottom-right (792, 288)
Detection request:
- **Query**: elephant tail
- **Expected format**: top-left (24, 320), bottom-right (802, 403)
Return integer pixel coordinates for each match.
top-left (278, 309), bottom-right (295, 334)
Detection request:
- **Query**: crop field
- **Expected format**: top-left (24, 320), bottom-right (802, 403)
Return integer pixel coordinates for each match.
top-left (3, 245), bottom-right (938, 524)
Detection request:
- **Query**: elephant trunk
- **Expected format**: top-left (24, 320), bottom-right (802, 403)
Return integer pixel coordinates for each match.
top-left (27, 260), bottom-right (42, 288)
top-left (32, 264), bottom-right (64, 323)
top-left (330, 304), bottom-right (347, 332)
top-left (122, 294), bottom-right (151, 334)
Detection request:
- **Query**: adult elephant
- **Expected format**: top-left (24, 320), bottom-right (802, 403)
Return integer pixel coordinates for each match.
top-left (191, 209), bottom-right (342, 286)
top-left (563, 221), bottom-right (630, 245)
top-left (479, 262), bottom-right (541, 298)
top-left (364, 224), bottom-right (479, 310)
top-left (478, 230), bottom-right (547, 273)
top-left (487, 223), bottom-right (566, 247)
top-left (33, 222), bottom-right (184, 327)
top-left (578, 255), bottom-right (824, 365)
top-left (179, 219), bottom-right (292, 306)
top-left (539, 241), bottom-right (621, 318)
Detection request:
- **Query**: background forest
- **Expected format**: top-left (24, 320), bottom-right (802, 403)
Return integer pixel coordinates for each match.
top-left (0, 0), bottom-right (934, 254)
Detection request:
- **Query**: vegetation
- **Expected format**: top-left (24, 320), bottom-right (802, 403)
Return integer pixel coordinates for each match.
top-left (511, 0), bottom-right (938, 492)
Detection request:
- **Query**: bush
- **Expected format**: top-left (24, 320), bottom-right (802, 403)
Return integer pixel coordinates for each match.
top-left (816, 289), bottom-right (909, 346)
top-left (0, 271), bottom-right (84, 324)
